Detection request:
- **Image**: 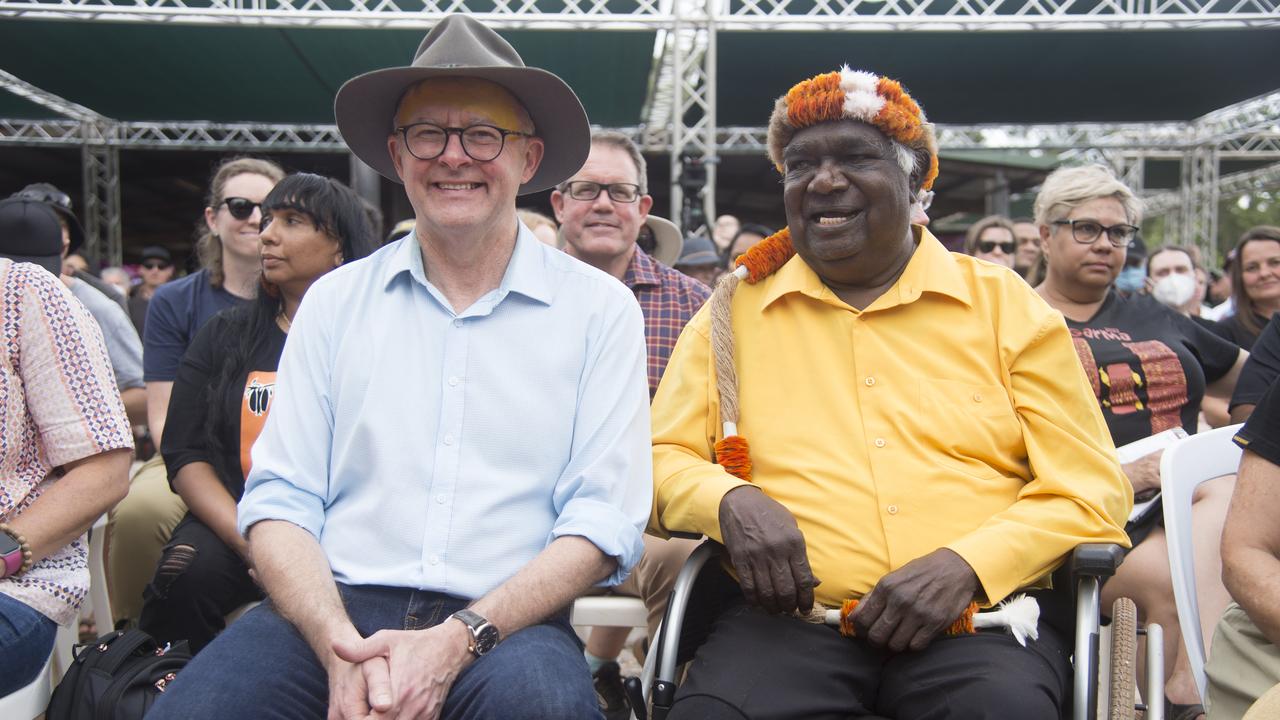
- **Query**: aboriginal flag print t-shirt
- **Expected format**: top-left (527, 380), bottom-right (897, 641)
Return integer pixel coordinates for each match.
top-left (1064, 291), bottom-right (1240, 447)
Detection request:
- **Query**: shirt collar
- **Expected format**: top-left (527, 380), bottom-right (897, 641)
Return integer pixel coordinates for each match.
top-left (623, 246), bottom-right (663, 290)
top-left (381, 221), bottom-right (553, 307)
top-left (760, 226), bottom-right (972, 312)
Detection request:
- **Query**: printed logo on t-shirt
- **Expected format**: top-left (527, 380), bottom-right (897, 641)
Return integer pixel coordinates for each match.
top-left (240, 371), bottom-right (277, 477)
top-left (1070, 330), bottom-right (1186, 436)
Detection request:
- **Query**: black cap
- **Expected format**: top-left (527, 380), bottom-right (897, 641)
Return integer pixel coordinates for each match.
top-left (140, 246), bottom-right (172, 264)
top-left (11, 182), bottom-right (85, 254)
top-left (0, 198), bottom-right (65, 276)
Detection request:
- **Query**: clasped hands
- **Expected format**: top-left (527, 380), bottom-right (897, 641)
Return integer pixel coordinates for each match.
top-left (326, 619), bottom-right (474, 720)
top-left (719, 485), bottom-right (980, 653)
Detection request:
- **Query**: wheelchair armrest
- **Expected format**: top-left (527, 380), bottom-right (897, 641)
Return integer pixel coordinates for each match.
top-left (1070, 543), bottom-right (1124, 580)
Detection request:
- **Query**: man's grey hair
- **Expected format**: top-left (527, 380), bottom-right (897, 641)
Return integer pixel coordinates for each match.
top-left (1033, 164), bottom-right (1144, 228)
top-left (559, 130), bottom-right (647, 195)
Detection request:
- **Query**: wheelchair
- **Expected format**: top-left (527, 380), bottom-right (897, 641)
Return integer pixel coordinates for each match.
top-left (625, 541), bottom-right (1164, 720)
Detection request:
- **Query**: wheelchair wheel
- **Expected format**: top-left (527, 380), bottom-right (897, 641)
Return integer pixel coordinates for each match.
top-left (1108, 597), bottom-right (1139, 720)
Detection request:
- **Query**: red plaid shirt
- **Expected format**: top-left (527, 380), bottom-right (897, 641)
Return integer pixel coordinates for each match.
top-left (624, 247), bottom-right (712, 397)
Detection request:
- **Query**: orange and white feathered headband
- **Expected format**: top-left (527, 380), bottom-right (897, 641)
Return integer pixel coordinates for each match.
top-left (766, 66), bottom-right (939, 192)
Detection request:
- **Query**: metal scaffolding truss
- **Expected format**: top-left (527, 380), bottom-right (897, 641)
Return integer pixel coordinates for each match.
top-left (1, 0), bottom-right (1276, 30)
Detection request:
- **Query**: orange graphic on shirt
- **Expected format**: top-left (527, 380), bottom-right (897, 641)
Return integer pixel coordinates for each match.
top-left (1072, 335), bottom-right (1185, 436)
top-left (240, 372), bottom-right (277, 478)
top-left (1123, 340), bottom-right (1185, 434)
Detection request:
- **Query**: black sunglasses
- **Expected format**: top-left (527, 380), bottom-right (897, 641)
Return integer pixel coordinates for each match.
top-left (220, 197), bottom-right (264, 221)
top-left (978, 240), bottom-right (1016, 255)
top-left (141, 261), bottom-right (171, 270)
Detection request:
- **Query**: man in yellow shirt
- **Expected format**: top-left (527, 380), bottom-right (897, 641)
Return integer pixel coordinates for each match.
top-left (650, 67), bottom-right (1133, 719)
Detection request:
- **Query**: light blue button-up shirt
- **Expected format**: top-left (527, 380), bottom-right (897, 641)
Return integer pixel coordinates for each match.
top-left (238, 225), bottom-right (652, 597)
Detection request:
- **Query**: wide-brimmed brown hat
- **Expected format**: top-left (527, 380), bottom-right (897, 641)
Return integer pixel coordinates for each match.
top-left (335, 15), bottom-right (590, 195)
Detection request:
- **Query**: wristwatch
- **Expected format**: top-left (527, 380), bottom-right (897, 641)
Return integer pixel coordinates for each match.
top-left (450, 608), bottom-right (500, 657)
top-left (0, 529), bottom-right (23, 579)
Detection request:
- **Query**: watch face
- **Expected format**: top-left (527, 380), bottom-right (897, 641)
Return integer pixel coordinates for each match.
top-left (475, 625), bottom-right (500, 655)
top-left (0, 532), bottom-right (19, 556)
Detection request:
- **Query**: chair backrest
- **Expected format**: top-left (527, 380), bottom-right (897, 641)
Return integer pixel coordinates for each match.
top-left (1160, 423), bottom-right (1243, 703)
top-left (0, 652), bottom-right (53, 720)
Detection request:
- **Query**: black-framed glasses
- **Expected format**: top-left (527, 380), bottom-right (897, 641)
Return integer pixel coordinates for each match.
top-left (560, 181), bottom-right (642, 203)
top-left (141, 261), bottom-right (171, 270)
top-left (221, 197), bottom-right (264, 221)
top-left (978, 240), bottom-right (1016, 255)
top-left (1052, 219), bottom-right (1139, 248)
top-left (396, 122), bottom-right (531, 162)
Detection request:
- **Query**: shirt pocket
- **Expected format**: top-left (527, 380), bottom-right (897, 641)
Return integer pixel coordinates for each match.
top-left (916, 377), bottom-right (1023, 480)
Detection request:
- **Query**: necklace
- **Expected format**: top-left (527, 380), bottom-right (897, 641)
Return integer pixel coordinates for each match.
top-left (277, 311), bottom-right (292, 333)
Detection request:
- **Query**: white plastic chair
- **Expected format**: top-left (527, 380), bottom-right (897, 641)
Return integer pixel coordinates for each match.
top-left (53, 513), bottom-right (113, 681)
top-left (0, 652), bottom-right (53, 720)
top-left (1160, 423), bottom-right (1243, 703)
top-left (571, 596), bottom-right (652, 720)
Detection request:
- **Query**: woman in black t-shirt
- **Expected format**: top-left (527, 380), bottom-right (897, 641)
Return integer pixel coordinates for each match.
top-left (1214, 226), bottom-right (1280, 351)
top-left (139, 174), bottom-right (377, 652)
top-left (1032, 164), bottom-right (1246, 719)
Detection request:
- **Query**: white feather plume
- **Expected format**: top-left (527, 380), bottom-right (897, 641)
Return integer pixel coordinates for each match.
top-left (973, 593), bottom-right (1041, 646)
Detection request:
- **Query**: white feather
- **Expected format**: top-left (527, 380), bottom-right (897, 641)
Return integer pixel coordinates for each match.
top-left (973, 594), bottom-right (1041, 647)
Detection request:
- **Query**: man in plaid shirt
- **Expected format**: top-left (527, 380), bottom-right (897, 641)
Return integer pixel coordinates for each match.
top-left (553, 130), bottom-right (711, 718)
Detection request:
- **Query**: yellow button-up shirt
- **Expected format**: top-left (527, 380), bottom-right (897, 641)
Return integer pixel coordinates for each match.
top-left (651, 229), bottom-right (1132, 607)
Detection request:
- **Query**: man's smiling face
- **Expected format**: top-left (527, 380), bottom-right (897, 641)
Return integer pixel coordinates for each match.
top-left (552, 143), bottom-right (653, 266)
top-left (388, 79), bottom-right (542, 238)
top-left (782, 120), bottom-right (916, 284)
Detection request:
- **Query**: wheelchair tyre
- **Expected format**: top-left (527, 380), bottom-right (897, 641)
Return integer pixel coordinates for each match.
top-left (1108, 597), bottom-right (1139, 720)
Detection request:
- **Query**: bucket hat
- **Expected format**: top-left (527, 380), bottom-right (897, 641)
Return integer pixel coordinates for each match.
top-left (335, 14), bottom-right (590, 195)
top-left (0, 198), bottom-right (65, 276)
top-left (10, 182), bottom-right (85, 254)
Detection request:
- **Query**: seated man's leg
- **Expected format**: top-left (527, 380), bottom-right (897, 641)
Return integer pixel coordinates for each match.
top-left (1206, 602), bottom-right (1280, 720)
top-left (443, 614), bottom-right (601, 720)
top-left (0, 593), bottom-right (57, 696)
top-left (137, 514), bottom-right (263, 653)
top-left (877, 622), bottom-right (1071, 720)
top-left (630, 535), bottom-right (702, 642)
top-left (107, 455), bottom-right (187, 625)
top-left (146, 601), bottom-right (329, 720)
top-left (670, 602), bottom-right (881, 720)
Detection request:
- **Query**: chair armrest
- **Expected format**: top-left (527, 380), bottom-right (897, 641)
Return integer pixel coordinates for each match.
top-left (1070, 543), bottom-right (1125, 579)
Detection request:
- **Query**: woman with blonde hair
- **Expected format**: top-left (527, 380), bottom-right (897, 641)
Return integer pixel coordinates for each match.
top-left (1033, 163), bottom-right (1247, 720)
top-left (108, 156), bottom-right (285, 626)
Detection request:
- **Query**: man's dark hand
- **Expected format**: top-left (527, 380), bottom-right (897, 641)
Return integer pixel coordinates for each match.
top-left (718, 486), bottom-right (818, 615)
top-left (850, 548), bottom-right (979, 653)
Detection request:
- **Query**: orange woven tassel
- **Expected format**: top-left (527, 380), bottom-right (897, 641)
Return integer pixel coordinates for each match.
top-left (714, 435), bottom-right (753, 481)
top-left (734, 228), bottom-right (795, 283)
top-left (834, 599), bottom-right (980, 639)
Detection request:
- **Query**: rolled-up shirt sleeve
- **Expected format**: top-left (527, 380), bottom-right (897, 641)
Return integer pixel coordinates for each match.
top-left (551, 294), bottom-right (652, 586)
top-left (238, 289), bottom-right (334, 540)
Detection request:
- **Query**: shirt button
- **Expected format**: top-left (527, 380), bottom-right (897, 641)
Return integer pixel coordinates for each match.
top-left (887, 504), bottom-right (899, 515)
top-left (443, 433), bottom-right (455, 446)
top-left (453, 319), bottom-right (463, 328)
top-left (429, 554), bottom-right (440, 565)
top-left (973, 393), bottom-right (983, 403)
top-left (448, 376), bottom-right (460, 387)
top-left (436, 493), bottom-right (447, 504)
top-left (874, 438), bottom-right (886, 448)
top-left (865, 377), bottom-right (876, 387)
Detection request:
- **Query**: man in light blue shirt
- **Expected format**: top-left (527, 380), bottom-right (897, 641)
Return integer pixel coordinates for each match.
top-left (149, 15), bottom-right (651, 720)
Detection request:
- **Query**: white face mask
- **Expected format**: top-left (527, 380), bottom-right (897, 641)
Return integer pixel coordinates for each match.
top-left (1153, 272), bottom-right (1197, 309)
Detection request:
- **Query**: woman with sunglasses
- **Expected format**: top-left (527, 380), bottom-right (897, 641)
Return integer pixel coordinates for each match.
top-left (963, 215), bottom-right (1018, 270)
top-left (1214, 226), bottom-right (1280, 351)
top-left (138, 173), bottom-right (376, 652)
top-left (108, 157), bottom-right (285, 627)
top-left (1033, 164), bottom-right (1246, 720)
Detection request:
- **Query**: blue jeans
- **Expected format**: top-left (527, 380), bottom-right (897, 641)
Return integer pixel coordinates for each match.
top-left (0, 592), bottom-right (57, 696)
top-left (147, 584), bottom-right (602, 719)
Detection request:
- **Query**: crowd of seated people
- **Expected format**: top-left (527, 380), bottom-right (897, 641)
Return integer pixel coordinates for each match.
top-left (2, 16), bottom-right (1278, 720)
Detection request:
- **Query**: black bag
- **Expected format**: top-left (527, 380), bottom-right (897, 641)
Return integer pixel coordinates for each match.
top-left (46, 629), bottom-right (192, 720)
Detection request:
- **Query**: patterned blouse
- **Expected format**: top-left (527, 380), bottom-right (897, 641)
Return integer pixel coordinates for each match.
top-left (0, 260), bottom-right (133, 625)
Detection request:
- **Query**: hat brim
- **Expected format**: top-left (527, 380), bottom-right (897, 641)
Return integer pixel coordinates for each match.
top-left (335, 66), bottom-right (590, 195)
top-left (3, 253), bottom-right (62, 278)
top-left (645, 216), bottom-right (683, 267)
